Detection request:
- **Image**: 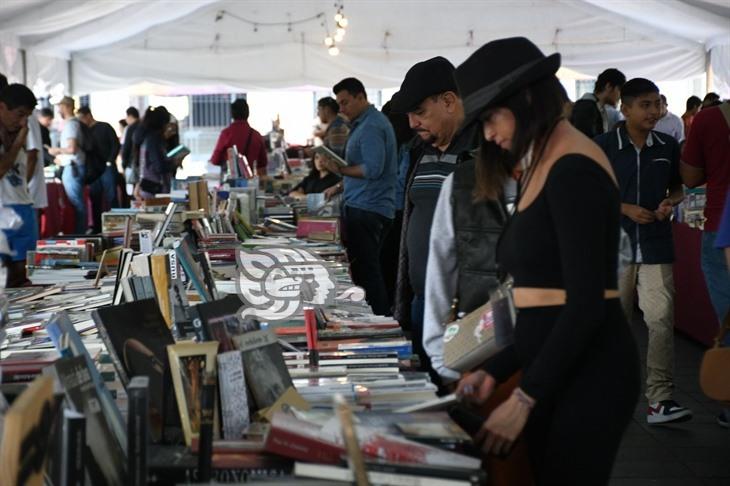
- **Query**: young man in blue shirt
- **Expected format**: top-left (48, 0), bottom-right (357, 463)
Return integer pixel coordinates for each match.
top-left (322, 78), bottom-right (397, 316)
top-left (595, 78), bottom-right (689, 425)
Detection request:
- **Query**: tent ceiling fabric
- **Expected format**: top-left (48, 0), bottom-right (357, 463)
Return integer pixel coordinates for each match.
top-left (0, 0), bottom-right (728, 93)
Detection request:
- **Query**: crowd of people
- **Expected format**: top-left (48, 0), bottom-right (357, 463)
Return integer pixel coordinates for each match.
top-left (1, 35), bottom-right (729, 485)
top-left (302, 38), bottom-right (728, 485)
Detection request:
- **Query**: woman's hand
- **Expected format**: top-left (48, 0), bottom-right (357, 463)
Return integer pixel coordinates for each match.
top-left (455, 370), bottom-right (496, 405)
top-left (475, 388), bottom-right (534, 456)
top-left (323, 183), bottom-right (342, 201)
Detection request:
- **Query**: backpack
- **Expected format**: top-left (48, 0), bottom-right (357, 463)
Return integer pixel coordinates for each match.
top-left (77, 122), bottom-right (106, 184)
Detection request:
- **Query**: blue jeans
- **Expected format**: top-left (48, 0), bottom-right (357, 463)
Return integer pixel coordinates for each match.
top-left (62, 162), bottom-right (87, 234)
top-left (701, 231), bottom-right (730, 343)
top-left (90, 164), bottom-right (119, 232)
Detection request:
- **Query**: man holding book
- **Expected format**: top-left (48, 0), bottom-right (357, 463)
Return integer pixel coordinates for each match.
top-left (322, 78), bottom-right (397, 316)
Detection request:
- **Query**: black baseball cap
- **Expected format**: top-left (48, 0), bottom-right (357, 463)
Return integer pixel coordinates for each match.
top-left (390, 57), bottom-right (457, 113)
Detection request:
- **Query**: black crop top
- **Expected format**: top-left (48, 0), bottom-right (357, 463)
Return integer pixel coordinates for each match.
top-left (498, 154), bottom-right (620, 291)
top-left (486, 154), bottom-right (623, 401)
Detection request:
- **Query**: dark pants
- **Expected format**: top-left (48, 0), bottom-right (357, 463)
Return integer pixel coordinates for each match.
top-left (380, 209), bottom-right (403, 313)
top-left (90, 164), bottom-right (120, 233)
top-left (343, 205), bottom-right (392, 316)
top-left (411, 294), bottom-right (442, 387)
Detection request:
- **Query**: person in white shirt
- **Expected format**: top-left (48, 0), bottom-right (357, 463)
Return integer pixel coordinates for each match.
top-left (25, 114), bottom-right (48, 228)
top-left (48, 96), bottom-right (87, 234)
top-left (0, 83), bottom-right (38, 287)
top-left (654, 94), bottom-right (685, 143)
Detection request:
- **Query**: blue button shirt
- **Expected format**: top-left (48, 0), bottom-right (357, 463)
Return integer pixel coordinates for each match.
top-left (343, 105), bottom-right (397, 219)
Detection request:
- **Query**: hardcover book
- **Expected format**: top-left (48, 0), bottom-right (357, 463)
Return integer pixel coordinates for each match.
top-left (92, 298), bottom-right (176, 441)
top-left (233, 330), bottom-right (294, 410)
top-left (54, 356), bottom-right (127, 485)
top-left (0, 375), bottom-right (60, 486)
top-left (46, 311), bottom-right (127, 454)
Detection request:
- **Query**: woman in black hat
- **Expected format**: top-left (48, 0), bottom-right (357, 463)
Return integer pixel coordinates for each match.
top-left (454, 38), bottom-right (640, 484)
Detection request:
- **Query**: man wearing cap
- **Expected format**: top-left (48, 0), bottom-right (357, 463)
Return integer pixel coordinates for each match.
top-left (389, 57), bottom-right (487, 381)
top-left (48, 96), bottom-right (87, 234)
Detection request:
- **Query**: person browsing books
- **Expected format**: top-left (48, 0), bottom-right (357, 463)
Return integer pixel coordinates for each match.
top-left (47, 96), bottom-right (87, 234)
top-left (133, 106), bottom-right (182, 201)
top-left (320, 77), bottom-right (397, 316)
top-left (0, 82), bottom-right (37, 287)
top-left (386, 57), bottom-right (489, 383)
top-left (454, 37), bottom-right (640, 484)
top-left (77, 106), bottom-right (121, 233)
top-left (209, 98), bottom-right (268, 177)
top-left (288, 152), bottom-right (340, 199)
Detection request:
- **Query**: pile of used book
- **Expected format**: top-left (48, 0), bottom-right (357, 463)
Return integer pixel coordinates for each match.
top-left (0, 184), bottom-right (486, 485)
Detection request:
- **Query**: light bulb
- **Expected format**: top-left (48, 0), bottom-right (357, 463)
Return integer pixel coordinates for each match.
top-left (324, 36), bottom-right (334, 46)
top-left (336, 27), bottom-right (346, 37)
top-left (338, 17), bottom-right (349, 28)
top-left (328, 45), bottom-right (340, 56)
top-left (334, 31), bottom-right (344, 43)
top-left (334, 12), bottom-right (343, 23)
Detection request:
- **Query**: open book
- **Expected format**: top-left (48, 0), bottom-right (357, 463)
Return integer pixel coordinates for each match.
top-left (313, 145), bottom-right (347, 168)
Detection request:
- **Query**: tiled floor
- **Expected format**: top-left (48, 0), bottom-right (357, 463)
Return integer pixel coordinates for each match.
top-left (609, 318), bottom-right (730, 485)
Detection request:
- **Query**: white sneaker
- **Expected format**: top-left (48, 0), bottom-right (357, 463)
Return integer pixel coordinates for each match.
top-left (647, 400), bottom-right (692, 425)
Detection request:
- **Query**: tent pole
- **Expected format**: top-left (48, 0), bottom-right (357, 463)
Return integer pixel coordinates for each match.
top-left (706, 50), bottom-right (713, 93)
top-left (21, 49), bottom-right (27, 85)
top-left (68, 59), bottom-right (73, 95)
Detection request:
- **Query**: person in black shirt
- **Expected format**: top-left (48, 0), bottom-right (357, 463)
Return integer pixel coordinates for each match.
top-left (77, 106), bottom-right (120, 233)
top-left (37, 107), bottom-right (54, 167)
top-left (122, 106), bottom-right (140, 188)
top-left (288, 152), bottom-right (340, 198)
top-left (454, 38), bottom-right (640, 485)
top-left (570, 68), bottom-right (626, 139)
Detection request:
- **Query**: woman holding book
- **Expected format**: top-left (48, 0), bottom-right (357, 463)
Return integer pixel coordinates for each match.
top-left (288, 152), bottom-right (341, 198)
top-left (454, 37), bottom-right (640, 485)
top-left (133, 106), bottom-right (183, 201)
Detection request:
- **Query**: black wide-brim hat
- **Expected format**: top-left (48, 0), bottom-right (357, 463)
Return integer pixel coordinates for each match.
top-left (455, 37), bottom-right (561, 127)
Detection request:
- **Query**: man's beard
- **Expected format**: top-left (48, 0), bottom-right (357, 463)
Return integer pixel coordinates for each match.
top-left (416, 130), bottom-right (437, 145)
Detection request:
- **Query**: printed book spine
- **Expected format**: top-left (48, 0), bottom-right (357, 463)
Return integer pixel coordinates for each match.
top-left (217, 351), bottom-right (250, 440)
top-left (127, 376), bottom-right (149, 486)
top-left (264, 426), bottom-right (344, 464)
top-left (60, 409), bottom-right (86, 486)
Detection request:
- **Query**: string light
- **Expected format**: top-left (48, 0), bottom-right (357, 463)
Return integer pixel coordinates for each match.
top-left (324, 2), bottom-right (348, 56)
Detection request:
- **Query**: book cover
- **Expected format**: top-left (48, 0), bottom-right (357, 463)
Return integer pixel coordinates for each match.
top-left (92, 298), bottom-right (176, 441)
top-left (0, 375), bottom-right (60, 486)
top-left (217, 351), bottom-right (251, 439)
top-left (46, 311), bottom-right (128, 454)
top-left (54, 355), bottom-right (127, 485)
top-left (166, 341), bottom-right (219, 447)
top-left (233, 330), bottom-right (294, 410)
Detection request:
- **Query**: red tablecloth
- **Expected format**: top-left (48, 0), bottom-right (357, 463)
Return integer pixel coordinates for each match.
top-left (40, 182), bottom-right (76, 237)
top-left (673, 222), bottom-right (718, 346)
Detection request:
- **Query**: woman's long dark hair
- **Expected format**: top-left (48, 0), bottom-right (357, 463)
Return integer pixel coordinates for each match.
top-left (474, 75), bottom-right (567, 201)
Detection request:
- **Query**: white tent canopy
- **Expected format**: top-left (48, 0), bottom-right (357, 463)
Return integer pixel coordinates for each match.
top-left (1, 0), bottom-right (728, 95)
